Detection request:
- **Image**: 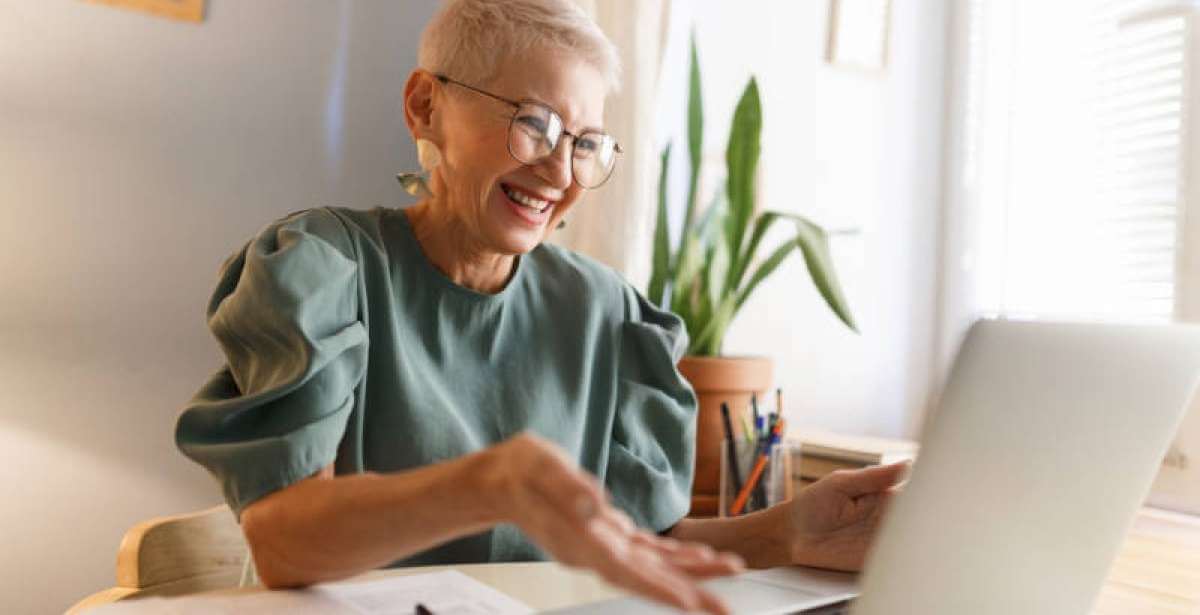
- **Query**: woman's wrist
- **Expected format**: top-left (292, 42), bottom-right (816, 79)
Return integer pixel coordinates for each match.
top-left (667, 504), bottom-right (794, 569)
top-left (729, 504), bottom-right (795, 568)
top-left (446, 447), bottom-right (513, 528)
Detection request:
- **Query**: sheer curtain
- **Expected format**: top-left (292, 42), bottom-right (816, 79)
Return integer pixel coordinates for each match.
top-left (554, 0), bottom-right (669, 287)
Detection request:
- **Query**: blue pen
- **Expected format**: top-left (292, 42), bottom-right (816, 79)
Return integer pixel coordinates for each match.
top-left (754, 430), bottom-right (782, 510)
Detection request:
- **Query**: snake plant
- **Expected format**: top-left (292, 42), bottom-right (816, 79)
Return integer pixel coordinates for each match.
top-left (647, 38), bottom-right (857, 356)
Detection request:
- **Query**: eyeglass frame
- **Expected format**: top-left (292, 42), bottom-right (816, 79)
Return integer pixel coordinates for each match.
top-left (434, 73), bottom-right (623, 188)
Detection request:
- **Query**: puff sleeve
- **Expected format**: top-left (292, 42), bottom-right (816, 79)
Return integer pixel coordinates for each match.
top-left (606, 285), bottom-right (698, 532)
top-left (175, 209), bottom-right (368, 518)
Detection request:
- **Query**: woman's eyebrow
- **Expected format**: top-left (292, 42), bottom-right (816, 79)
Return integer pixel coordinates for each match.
top-left (519, 96), bottom-right (604, 134)
top-left (563, 117), bottom-right (606, 136)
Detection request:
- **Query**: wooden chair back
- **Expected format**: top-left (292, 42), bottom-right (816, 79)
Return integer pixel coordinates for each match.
top-left (66, 505), bottom-right (248, 614)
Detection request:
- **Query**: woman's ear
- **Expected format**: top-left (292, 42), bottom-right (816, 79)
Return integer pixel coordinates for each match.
top-left (403, 69), bottom-right (440, 141)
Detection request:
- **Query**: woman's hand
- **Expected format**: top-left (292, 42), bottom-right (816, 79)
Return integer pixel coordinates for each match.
top-left (477, 432), bottom-right (744, 614)
top-left (784, 461), bottom-right (909, 570)
top-left (660, 461), bottom-right (908, 573)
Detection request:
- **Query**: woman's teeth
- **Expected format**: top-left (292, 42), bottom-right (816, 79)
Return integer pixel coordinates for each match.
top-left (503, 185), bottom-right (551, 213)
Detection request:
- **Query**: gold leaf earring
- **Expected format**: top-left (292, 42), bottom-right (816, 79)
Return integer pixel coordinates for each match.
top-left (396, 139), bottom-right (442, 198)
top-left (416, 138), bottom-right (442, 171)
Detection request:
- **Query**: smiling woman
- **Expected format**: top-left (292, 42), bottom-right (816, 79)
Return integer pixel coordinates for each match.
top-left (401, 48), bottom-right (610, 267)
top-left (172, 1), bottom-right (905, 613)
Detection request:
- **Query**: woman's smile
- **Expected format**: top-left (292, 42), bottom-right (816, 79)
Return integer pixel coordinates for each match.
top-left (498, 181), bottom-right (556, 227)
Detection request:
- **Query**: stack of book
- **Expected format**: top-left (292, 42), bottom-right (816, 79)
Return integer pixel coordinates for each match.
top-left (787, 430), bottom-right (918, 491)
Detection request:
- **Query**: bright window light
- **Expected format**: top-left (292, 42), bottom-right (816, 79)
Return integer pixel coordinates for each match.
top-left (963, 0), bottom-right (1191, 323)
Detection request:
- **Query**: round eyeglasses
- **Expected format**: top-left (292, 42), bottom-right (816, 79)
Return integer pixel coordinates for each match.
top-left (435, 74), bottom-right (622, 189)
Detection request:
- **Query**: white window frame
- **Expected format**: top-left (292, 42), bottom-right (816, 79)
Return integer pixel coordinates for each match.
top-left (1154, 1), bottom-right (1200, 513)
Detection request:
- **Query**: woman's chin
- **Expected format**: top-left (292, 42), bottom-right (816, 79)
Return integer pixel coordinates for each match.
top-left (483, 219), bottom-right (545, 255)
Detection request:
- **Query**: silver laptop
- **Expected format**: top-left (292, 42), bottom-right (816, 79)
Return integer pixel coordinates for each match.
top-left (553, 319), bottom-right (1200, 615)
top-left (545, 566), bottom-right (858, 614)
top-left (852, 319), bottom-right (1200, 614)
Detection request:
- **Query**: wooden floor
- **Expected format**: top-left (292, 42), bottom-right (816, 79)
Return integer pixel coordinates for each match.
top-left (1093, 508), bottom-right (1200, 614)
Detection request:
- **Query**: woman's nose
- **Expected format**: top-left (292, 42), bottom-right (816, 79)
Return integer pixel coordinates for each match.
top-left (532, 138), bottom-right (575, 190)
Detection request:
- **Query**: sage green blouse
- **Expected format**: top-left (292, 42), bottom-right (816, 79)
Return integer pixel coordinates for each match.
top-left (175, 206), bottom-right (697, 566)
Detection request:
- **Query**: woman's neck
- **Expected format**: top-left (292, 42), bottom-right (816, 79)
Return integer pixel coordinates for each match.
top-left (404, 201), bottom-right (516, 294)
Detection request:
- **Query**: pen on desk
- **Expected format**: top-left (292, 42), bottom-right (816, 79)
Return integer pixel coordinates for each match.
top-left (720, 402), bottom-right (744, 509)
top-left (415, 603), bottom-right (435, 615)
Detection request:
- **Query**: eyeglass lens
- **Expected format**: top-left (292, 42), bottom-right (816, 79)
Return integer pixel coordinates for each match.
top-left (507, 102), bottom-right (617, 188)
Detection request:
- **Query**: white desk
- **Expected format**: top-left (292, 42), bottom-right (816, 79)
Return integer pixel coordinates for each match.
top-left (80, 507), bottom-right (1200, 614)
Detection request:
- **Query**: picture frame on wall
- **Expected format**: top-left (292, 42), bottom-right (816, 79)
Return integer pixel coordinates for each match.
top-left (84, 0), bottom-right (205, 23)
top-left (825, 0), bottom-right (892, 71)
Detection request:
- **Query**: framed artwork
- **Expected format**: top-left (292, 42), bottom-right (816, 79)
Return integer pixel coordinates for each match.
top-left (825, 0), bottom-right (892, 71)
top-left (84, 0), bottom-right (205, 23)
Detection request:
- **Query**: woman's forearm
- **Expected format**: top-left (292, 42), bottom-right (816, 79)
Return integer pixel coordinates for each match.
top-left (240, 450), bottom-right (502, 588)
top-left (666, 505), bottom-right (792, 569)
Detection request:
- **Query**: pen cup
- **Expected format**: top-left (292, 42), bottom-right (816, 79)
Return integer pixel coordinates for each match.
top-left (718, 437), bottom-right (793, 517)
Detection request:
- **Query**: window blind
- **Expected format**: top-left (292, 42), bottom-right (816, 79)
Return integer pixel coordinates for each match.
top-left (963, 0), bottom-right (1194, 323)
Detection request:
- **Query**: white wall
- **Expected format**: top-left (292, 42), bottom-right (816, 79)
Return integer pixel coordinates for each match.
top-left (679, 0), bottom-right (949, 438)
top-left (0, 1), bottom-right (952, 611)
top-left (0, 1), bottom-right (435, 612)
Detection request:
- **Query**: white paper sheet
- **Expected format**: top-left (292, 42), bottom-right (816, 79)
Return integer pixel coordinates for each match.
top-left (86, 570), bottom-right (534, 615)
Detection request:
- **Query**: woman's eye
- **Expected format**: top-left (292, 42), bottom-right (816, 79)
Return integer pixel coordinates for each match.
top-left (575, 138), bottom-right (599, 155)
top-left (516, 115), bottom-right (547, 133)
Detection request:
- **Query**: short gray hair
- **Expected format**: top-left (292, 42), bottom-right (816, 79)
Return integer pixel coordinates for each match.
top-left (418, 0), bottom-right (621, 95)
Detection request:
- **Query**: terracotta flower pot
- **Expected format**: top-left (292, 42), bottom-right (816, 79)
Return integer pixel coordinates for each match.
top-left (677, 355), bottom-right (774, 517)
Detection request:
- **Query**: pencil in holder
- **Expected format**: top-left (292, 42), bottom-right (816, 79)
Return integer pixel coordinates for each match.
top-left (718, 437), bottom-right (792, 517)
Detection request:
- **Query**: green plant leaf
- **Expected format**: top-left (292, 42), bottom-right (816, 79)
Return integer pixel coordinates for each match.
top-left (722, 78), bottom-right (762, 296)
top-left (730, 210), bottom-right (784, 292)
top-left (645, 40), bottom-right (856, 353)
top-left (671, 191), bottom-right (723, 306)
top-left (647, 144), bottom-right (672, 308)
top-left (735, 215), bottom-right (858, 332)
top-left (696, 238), bottom-right (722, 347)
top-left (694, 190), bottom-right (726, 240)
top-left (701, 195), bottom-right (730, 315)
top-left (681, 32), bottom-right (704, 240)
top-left (790, 217), bottom-right (856, 331)
top-left (689, 294), bottom-right (737, 355)
top-left (690, 195), bottom-right (734, 356)
top-left (670, 236), bottom-right (702, 327)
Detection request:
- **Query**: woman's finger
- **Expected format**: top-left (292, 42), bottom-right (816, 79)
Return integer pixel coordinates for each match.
top-left (601, 507), bottom-right (636, 535)
top-left (525, 447), bottom-right (607, 524)
top-left (593, 533), bottom-right (725, 614)
top-left (655, 542), bottom-right (744, 579)
top-left (571, 512), bottom-right (710, 612)
top-left (589, 521), bottom-right (735, 611)
top-left (634, 533), bottom-right (742, 565)
top-left (828, 461), bottom-right (911, 497)
top-left (512, 458), bottom-right (731, 614)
